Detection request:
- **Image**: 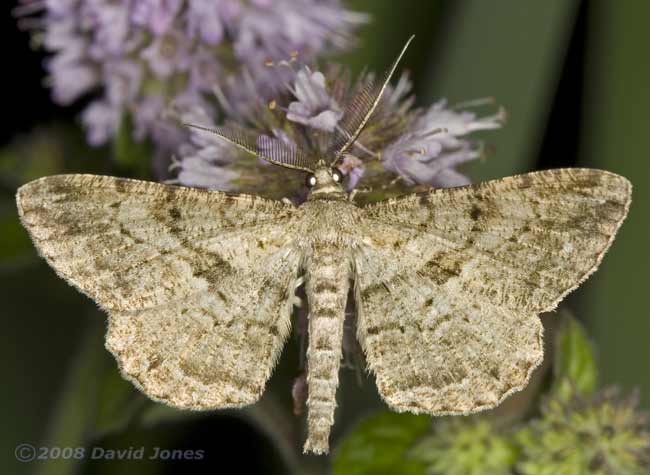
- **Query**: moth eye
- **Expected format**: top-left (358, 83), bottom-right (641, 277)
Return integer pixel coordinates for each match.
top-left (306, 174), bottom-right (317, 188)
top-left (331, 168), bottom-right (343, 183)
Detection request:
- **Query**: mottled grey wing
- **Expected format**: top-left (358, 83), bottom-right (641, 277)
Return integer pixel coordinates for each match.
top-left (17, 174), bottom-right (302, 409)
top-left (354, 168), bottom-right (631, 414)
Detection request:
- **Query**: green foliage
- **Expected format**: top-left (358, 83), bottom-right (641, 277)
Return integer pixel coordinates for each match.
top-left (0, 210), bottom-right (31, 260)
top-left (577, 0), bottom-right (650, 410)
top-left (551, 313), bottom-right (598, 401)
top-left (34, 317), bottom-right (116, 475)
top-left (516, 390), bottom-right (650, 475)
top-left (333, 412), bottom-right (430, 475)
top-left (410, 418), bottom-right (517, 475)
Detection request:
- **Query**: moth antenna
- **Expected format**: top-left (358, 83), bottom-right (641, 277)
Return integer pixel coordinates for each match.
top-left (185, 123), bottom-right (315, 173)
top-left (348, 137), bottom-right (378, 158)
top-left (328, 35), bottom-right (415, 166)
top-left (257, 134), bottom-right (316, 172)
top-left (184, 123), bottom-right (259, 156)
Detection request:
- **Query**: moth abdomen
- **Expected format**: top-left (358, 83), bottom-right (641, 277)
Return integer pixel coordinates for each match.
top-left (303, 246), bottom-right (351, 454)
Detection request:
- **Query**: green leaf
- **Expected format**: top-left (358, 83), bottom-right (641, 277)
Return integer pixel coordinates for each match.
top-left (0, 207), bottom-right (32, 261)
top-left (333, 411), bottom-right (430, 475)
top-left (551, 312), bottom-right (598, 400)
top-left (343, 1), bottom-right (441, 78)
top-left (92, 367), bottom-right (147, 438)
top-left (35, 316), bottom-right (111, 475)
top-left (577, 1), bottom-right (650, 408)
top-left (421, 1), bottom-right (580, 181)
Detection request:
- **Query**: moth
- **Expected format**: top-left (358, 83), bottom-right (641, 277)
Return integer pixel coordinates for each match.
top-left (16, 37), bottom-right (631, 454)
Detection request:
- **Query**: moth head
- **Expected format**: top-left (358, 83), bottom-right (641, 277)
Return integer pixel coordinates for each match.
top-left (305, 165), bottom-right (345, 195)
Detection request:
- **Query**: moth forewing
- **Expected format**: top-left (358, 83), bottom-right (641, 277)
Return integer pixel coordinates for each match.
top-left (16, 174), bottom-right (302, 409)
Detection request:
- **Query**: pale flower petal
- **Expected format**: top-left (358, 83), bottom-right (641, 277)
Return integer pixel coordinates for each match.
top-left (287, 67), bottom-right (343, 132)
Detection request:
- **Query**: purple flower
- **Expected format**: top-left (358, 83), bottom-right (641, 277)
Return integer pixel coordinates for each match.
top-left (185, 0), bottom-right (225, 45)
top-left (18, 0), bottom-right (367, 156)
top-left (83, 1), bottom-right (132, 56)
top-left (338, 154), bottom-right (365, 190)
top-left (187, 47), bottom-right (221, 90)
top-left (81, 100), bottom-right (120, 146)
top-left (287, 68), bottom-right (343, 132)
top-left (141, 29), bottom-right (192, 78)
top-left (131, 0), bottom-right (183, 36)
top-left (381, 100), bottom-right (505, 187)
top-left (176, 65), bottom-right (504, 195)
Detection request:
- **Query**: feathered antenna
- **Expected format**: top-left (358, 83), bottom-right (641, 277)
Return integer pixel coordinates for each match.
top-left (185, 123), bottom-right (316, 173)
top-left (327, 35), bottom-right (415, 166)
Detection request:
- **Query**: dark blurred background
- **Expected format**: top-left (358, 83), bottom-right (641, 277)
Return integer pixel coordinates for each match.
top-left (1, 1), bottom-right (648, 474)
